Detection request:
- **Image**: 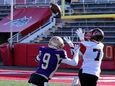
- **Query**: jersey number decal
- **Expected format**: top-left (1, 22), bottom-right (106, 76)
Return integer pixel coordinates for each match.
top-left (93, 49), bottom-right (101, 61)
top-left (42, 53), bottom-right (50, 69)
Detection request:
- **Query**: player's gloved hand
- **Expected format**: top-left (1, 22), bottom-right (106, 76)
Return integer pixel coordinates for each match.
top-left (71, 44), bottom-right (79, 55)
top-left (62, 44), bottom-right (79, 66)
top-left (63, 36), bottom-right (74, 48)
top-left (75, 28), bottom-right (85, 41)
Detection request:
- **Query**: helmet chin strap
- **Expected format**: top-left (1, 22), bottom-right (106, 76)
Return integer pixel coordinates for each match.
top-left (48, 45), bottom-right (57, 49)
top-left (91, 39), bottom-right (100, 44)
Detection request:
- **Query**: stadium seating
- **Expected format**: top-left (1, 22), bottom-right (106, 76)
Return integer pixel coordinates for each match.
top-left (0, 5), bottom-right (10, 20)
top-left (39, 1), bottom-right (115, 44)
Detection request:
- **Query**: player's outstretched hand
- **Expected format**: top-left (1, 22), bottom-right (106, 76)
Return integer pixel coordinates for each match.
top-left (63, 36), bottom-right (74, 48)
top-left (76, 28), bottom-right (85, 41)
top-left (71, 44), bottom-right (79, 55)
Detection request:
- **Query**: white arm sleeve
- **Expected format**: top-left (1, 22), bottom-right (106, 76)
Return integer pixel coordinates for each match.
top-left (62, 52), bottom-right (79, 66)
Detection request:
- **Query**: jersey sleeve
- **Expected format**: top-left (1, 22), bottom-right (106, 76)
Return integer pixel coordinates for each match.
top-left (61, 49), bottom-right (79, 66)
top-left (79, 42), bottom-right (86, 55)
top-left (60, 50), bottom-right (68, 59)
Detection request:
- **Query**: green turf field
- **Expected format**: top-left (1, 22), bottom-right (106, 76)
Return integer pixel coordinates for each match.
top-left (0, 80), bottom-right (70, 86)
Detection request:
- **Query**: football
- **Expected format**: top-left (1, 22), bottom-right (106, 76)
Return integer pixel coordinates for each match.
top-left (50, 3), bottom-right (62, 18)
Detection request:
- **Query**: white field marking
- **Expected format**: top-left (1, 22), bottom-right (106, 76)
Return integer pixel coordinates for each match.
top-left (0, 71), bottom-right (31, 74)
top-left (53, 76), bottom-right (74, 80)
top-left (98, 76), bottom-right (115, 82)
top-left (100, 76), bottom-right (115, 80)
top-left (97, 85), bottom-right (115, 86)
top-left (98, 79), bottom-right (115, 82)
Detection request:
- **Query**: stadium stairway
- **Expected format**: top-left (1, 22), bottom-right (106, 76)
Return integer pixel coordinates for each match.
top-left (0, 7), bottom-right (56, 43)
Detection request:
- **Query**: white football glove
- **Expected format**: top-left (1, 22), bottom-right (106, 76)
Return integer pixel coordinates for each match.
top-left (62, 44), bottom-right (80, 66)
top-left (63, 36), bottom-right (74, 48)
top-left (76, 28), bottom-right (85, 41)
top-left (71, 44), bottom-right (79, 55)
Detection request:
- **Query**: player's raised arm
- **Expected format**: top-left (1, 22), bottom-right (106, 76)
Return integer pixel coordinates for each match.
top-left (62, 44), bottom-right (80, 66)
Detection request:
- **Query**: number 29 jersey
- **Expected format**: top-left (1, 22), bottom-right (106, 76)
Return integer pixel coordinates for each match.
top-left (35, 46), bottom-right (67, 80)
top-left (80, 41), bottom-right (104, 77)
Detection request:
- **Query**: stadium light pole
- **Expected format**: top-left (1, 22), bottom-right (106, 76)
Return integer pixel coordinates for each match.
top-left (10, 0), bottom-right (14, 46)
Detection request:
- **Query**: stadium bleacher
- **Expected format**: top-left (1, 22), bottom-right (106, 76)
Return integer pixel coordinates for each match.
top-left (38, 1), bottom-right (115, 44)
top-left (0, 5), bottom-right (10, 20)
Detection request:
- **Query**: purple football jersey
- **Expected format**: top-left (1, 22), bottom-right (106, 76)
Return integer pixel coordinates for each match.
top-left (35, 46), bottom-right (67, 79)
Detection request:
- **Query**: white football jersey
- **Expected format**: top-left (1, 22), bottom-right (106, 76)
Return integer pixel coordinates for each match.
top-left (80, 41), bottom-right (104, 77)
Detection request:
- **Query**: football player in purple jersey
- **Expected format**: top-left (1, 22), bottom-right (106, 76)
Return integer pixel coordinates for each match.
top-left (28, 36), bottom-right (79, 86)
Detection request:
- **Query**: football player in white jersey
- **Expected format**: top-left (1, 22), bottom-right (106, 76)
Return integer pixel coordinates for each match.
top-left (63, 28), bottom-right (104, 86)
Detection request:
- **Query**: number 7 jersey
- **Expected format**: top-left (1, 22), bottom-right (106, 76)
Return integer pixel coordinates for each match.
top-left (80, 41), bottom-right (104, 77)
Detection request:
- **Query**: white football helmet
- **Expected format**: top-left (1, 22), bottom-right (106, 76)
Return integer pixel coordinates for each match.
top-left (48, 36), bottom-right (64, 49)
top-left (85, 28), bottom-right (104, 42)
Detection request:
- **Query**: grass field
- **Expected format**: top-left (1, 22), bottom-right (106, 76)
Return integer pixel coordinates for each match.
top-left (0, 80), bottom-right (70, 86)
